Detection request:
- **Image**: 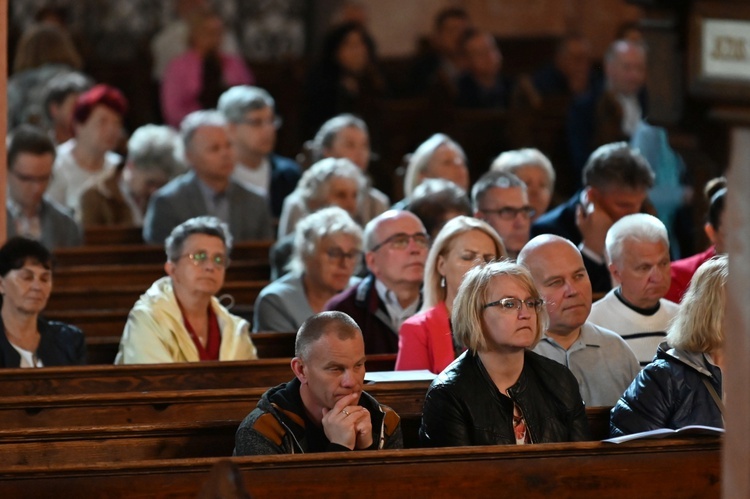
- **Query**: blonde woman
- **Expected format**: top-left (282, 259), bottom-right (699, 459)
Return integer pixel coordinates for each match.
top-left (610, 255), bottom-right (728, 436)
top-left (420, 261), bottom-right (590, 447)
top-left (396, 216), bottom-right (505, 373)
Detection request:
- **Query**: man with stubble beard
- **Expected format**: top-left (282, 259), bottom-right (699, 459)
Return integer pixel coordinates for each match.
top-left (518, 234), bottom-right (639, 407)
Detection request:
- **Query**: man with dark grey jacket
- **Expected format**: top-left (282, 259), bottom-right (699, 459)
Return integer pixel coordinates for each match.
top-left (234, 312), bottom-right (402, 455)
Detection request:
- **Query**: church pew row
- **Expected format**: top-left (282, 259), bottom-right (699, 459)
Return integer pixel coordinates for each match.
top-left (0, 351), bottom-right (394, 396)
top-left (0, 408), bottom-right (612, 468)
top-left (51, 259), bottom-right (270, 288)
top-left (44, 280), bottom-right (267, 312)
top-left (0, 382), bottom-right (431, 431)
top-left (83, 226), bottom-right (145, 245)
top-left (53, 240), bottom-right (274, 267)
top-left (0, 438), bottom-right (721, 498)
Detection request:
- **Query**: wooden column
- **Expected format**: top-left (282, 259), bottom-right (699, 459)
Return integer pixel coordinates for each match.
top-left (724, 126), bottom-right (750, 498)
top-left (0, 0), bottom-right (7, 243)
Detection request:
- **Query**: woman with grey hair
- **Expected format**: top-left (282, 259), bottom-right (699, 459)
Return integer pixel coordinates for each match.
top-left (79, 124), bottom-right (184, 227)
top-left (115, 216), bottom-right (257, 364)
top-left (309, 114), bottom-right (389, 227)
top-left (492, 148), bottom-right (556, 221)
top-left (276, 157), bottom-right (367, 239)
top-left (254, 207), bottom-right (363, 332)
top-left (402, 133), bottom-right (469, 199)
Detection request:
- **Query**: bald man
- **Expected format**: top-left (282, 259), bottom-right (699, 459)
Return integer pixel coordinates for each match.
top-left (326, 210), bottom-right (429, 354)
top-left (518, 234), bottom-right (639, 407)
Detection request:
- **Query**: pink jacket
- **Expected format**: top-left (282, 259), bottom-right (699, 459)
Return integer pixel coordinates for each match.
top-left (396, 301), bottom-right (457, 374)
top-left (161, 49), bottom-right (254, 128)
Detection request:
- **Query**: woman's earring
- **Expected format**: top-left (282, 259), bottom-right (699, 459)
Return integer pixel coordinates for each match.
top-left (440, 275), bottom-right (446, 288)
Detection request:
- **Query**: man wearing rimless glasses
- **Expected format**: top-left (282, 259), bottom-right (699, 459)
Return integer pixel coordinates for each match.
top-left (326, 210), bottom-right (429, 354)
top-left (518, 234), bottom-right (640, 407)
top-left (472, 170), bottom-right (532, 259)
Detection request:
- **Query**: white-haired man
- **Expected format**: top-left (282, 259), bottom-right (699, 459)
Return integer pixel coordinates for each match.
top-left (587, 213), bottom-right (679, 366)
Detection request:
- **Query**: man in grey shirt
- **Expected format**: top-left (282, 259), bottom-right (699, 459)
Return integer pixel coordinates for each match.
top-left (518, 234), bottom-right (639, 407)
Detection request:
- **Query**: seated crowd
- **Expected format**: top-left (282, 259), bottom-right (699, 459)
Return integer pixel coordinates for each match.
top-left (2, 4), bottom-right (730, 463)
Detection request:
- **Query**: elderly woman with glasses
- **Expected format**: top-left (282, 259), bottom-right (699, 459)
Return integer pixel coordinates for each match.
top-left (420, 260), bottom-right (590, 447)
top-left (610, 255), bottom-right (728, 437)
top-left (254, 207), bottom-right (363, 333)
top-left (396, 216), bottom-right (506, 374)
top-left (115, 216), bottom-right (257, 364)
top-left (0, 237), bottom-right (86, 367)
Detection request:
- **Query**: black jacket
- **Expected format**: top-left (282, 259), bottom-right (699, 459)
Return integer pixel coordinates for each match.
top-left (609, 342), bottom-right (723, 437)
top-left (420, 350), bottom-right (590, 447)
top-left (0, 317), bottom-right (86, 368)
top-left (234, 378), bottom-right (403, 455)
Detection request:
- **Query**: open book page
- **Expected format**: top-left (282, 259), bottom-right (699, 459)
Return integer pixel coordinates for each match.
top-left (603, 425), bottom-right (725, 444)
top-left (365, 370), bottom-right (437, 383)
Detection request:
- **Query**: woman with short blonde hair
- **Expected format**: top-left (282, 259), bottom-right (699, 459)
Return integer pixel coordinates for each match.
top-left (419, 260), bottom-right (590, 447)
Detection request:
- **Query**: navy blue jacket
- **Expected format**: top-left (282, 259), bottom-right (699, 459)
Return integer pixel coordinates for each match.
top-left (0, 317), bottom-right (87, 368)
top-left (609, 343), bottom-right (723, 437)
top-left (268, 154), bottom-right (301, 218)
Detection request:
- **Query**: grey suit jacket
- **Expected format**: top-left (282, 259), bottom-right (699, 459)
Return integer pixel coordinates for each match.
top-left (6, 199), bottom-right (82, 249)
top-left (142, 171), bottom-right (273, 244)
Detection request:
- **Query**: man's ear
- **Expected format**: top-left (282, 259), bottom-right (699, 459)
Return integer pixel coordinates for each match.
top-left (364, 251), bottom-right (377, 275)
top-left (164, 261), bottom-right (175, 277)
top-left (608, 262), bottom-right (622, 284)
top-left (291, 357), bottom-right (307, 384)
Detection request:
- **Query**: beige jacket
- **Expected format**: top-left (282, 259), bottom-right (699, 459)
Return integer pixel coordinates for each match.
top-left (115, 277), bottom-right (257, 364)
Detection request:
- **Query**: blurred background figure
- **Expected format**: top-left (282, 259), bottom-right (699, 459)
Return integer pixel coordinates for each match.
top-left (666, 178), bottom-right (727, 303)
top-left (6, 125), bottom-right (81, 249)
top-left (161, 6), bottom-right (254, 128)
top-left (492, 148), bottom-right (556, 222)
top-left (41, 71), bottom-right (93, 145)
top-left (532, 33), bottom-right (594, 99)
top-left (396, 216), bottom-right (505, 373)
top-left (151, 0), bottom-right (241, 83)
top-left (47, 84), bottom-right (128, 215)
top-left (304, 22), bottom-right (386, 140)
top-left (400, 133), bottom-right (469, 205)
top-left (8, 23), bottom-right (83, 130)
top-left (254, 207), bottom-right (362, 333)
top-left (0, 237), bottom-right (86, 368)
top-left (79, 124), bottom-right (184, 227)
top-left (406, 178), bottom-right (472, 239)
top-left (310, 114), bottom-right (389, 223)
top-left (409, 6), bottom-right (472, 95)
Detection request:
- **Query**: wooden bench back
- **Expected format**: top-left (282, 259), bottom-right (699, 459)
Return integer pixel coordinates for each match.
top-left (0, 439), bottom-right (720, 498)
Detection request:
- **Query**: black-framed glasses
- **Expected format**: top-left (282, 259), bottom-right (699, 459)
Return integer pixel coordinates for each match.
top-left (238, 116), bottom-right (283, 129)
top-left (325, 248), bottom-right (362, 264)
top-left (178, 251), bottom-right (230, 269)
top-left (479, 206), bottom-right (536, 221)
top-left (371, 232), bottom-right (430, 252)
top-left (483, 297), bottom-right (543, 313)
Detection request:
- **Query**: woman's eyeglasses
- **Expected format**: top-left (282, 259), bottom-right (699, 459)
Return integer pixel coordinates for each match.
top-left (483, 297), bottom-right (544, 312)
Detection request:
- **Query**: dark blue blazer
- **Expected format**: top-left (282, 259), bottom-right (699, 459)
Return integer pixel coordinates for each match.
top-left (269, 154), bottom-right (301, 218)
top-left (0, 317), bottom-right (87, 368)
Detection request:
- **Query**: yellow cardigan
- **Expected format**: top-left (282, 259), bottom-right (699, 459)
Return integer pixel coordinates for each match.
top-left (115, 277), bottom-right (257, 364)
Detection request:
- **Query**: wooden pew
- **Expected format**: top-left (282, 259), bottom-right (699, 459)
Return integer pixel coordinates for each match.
top-left (53, 240), bottom-right (273, 267)
top-left (83, 226), bottom-right (144, 246)
top-left (52, 259), bottom-right (270, 288)
top-left (45, 280), bottom-right (267, 312)
top-left (0, 381), bottom-right (430, 431)
top-left (0, 407), bottom-right (613, 468)
top-left (0, 438), bottom-right (721, 497)
top-left (0, 351), bottom-right (396, 396)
